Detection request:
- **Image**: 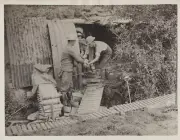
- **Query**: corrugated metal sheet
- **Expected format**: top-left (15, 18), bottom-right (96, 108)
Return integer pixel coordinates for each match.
top-left (48, 19), bottom-right (80, 88)
top-left (5, 17), bottom-right (52, 88)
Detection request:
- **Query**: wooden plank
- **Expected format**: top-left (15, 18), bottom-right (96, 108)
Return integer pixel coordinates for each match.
top-left (21, 124), bottom-right (28, 133)
top-left (62, 119), bottom-right (70, 125)
top-left (117, 104), bottom-right (129, 112)
top-left (82, 114), bottom-right (91, 120)
top-left (135, 100), bottom-right (148, 107)
top-left (16, 125), bottom-right (23, 134)
top-left (60, 119), bottom-right (69, 125)
top-left (82, 115), bottom-right (90, 120)
top-left (44, 122), bottom-right (51, 129)
top-left (57, 120), bottom-right (64, 126)
top-left (128, 103), bottom-right (140, 110)
top-left (88, 114), bottom-right (97, 119)
top-left (71, 120), bottom-right (78, 124)
top-left (40, 123), bottom-right (48, 130)
top-left (101, 109), bottom-right (112, 115)
top-left (66, 118), bottom-right (76, 124)
top-left (99, 109), bottom-right (109, 116)
top-left (10, 126), bottom-right (19, 135)
top-left (6, 127), bottom-right (13, 136)
top-left (122, 103), bottom-right (134, 111)
top-left (135, 100), bottom-right (148, 108)
top-left (35, 123), bottom-right (43, 130)
top-left (26, 124), bottom-right (33, 132)
top-left (78, 86), bottom-right (104, 114)
top-left (113, 106), bottom-right (121, 112)
top-left (109, 108), bottom-right (119, 114)
top-left (51, 121), bottom-right (59, 128)
top-left (30, 123), bottom-right (38, 131)
top-left (47, 122), bottom-right (55, 128)
top-left (90, 113), bottom-right (99, 118)
top-left (92, 112), bottom-right (103, 118)
top-left (47, 21), bottom-right (60, 83)
top-left (68, 119), bottom-right (78, 124)
top-left (117, 104), bottom-right (131, 112)
top-left (77, 64), bottom-right (83, 89)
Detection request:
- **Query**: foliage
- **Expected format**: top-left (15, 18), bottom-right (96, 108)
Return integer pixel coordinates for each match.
top-left (102, 5), bottom-right (177, 106)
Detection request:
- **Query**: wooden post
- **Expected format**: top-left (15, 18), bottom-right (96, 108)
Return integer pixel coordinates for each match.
top-left (51, 104), bottom-right (55, 120)
top-left (126, 80), bottom-right (131, 103)
top-left (89, 47), bottom-right (95, 62)
top-left (73, 66), bottom-right (78, 90)
top-left (175, 91), bottom-right (177, 107)
top-left (78, 64), bottom-right (83, 90)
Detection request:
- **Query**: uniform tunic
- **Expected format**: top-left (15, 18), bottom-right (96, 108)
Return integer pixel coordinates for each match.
top-left (85, 41), bottom-right (112, 68)
top-left (60, 46), bottom-right (84, 92)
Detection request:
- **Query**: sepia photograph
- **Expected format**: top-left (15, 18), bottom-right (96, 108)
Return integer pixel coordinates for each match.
top-left (4, 4), bottom-right (177, 136)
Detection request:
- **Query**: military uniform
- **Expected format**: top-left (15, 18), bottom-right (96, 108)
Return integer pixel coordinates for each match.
top-left (60, 45), bottom-right (84, 107)
top-left (94, 41), bottom-right (112, 68)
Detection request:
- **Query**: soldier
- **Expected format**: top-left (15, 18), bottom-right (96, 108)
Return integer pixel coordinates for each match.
top-left (85, 36), bottom-right (112, 69)
top-left (59, 35), bottom-right (88, 115)
top-left (77, 32), bottom-right (87, 57)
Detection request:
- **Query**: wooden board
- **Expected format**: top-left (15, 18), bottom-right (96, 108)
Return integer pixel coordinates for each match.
top-left (77, 83), bottom-right (104, 114)
top-left (48, 19), bottom-right (81, 89)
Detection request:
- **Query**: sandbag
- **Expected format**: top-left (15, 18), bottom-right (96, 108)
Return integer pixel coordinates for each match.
top-left (29, 64), bottom-right (63, 120)
top-left (37, 84), bottom-right (61, 101)
top-left (43, 104), bottom-right (63, 111)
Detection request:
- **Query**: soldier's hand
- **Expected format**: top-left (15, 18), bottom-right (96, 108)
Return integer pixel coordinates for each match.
top-left (84, 59), bottom-right (89, 63)
top-left (83, 60), bottom-right (89, 68)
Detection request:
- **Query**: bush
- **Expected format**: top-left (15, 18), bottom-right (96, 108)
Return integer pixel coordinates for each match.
top-left (102, 5), bottom-right (177, 107)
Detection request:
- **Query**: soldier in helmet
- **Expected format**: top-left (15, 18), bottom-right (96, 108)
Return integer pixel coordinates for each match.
top-left (59, 34), bottom-right (88, 116)
top-left (76, 27), bottom-right (87, 57)
top-left (84, 36), bottom-right (112, 69)
top-left (77, 32), bottom-right (87, 57)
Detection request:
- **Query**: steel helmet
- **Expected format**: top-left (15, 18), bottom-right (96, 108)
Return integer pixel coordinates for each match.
top-left (67, 34), bottom-right (77, 41)
top-left (86, 36), bottom-right (95, 45)
top-left (76, 27), bottom-right (83, 34)
top-left (77, 33), bottom-right (83, 37)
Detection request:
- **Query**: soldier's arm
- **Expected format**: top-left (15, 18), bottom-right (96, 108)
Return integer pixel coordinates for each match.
top-left (68, 48), bottom-right (84, 64)
top-left (88, 52), bottom-right (100, 65)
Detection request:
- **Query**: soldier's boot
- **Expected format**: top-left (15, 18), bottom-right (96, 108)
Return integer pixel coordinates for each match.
top-left (62, 92), bottom-right (71, 116)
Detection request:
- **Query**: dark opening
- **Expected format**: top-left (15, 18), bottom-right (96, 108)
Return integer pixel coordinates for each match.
top-left (75, 24), bottom-right (116, 51)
